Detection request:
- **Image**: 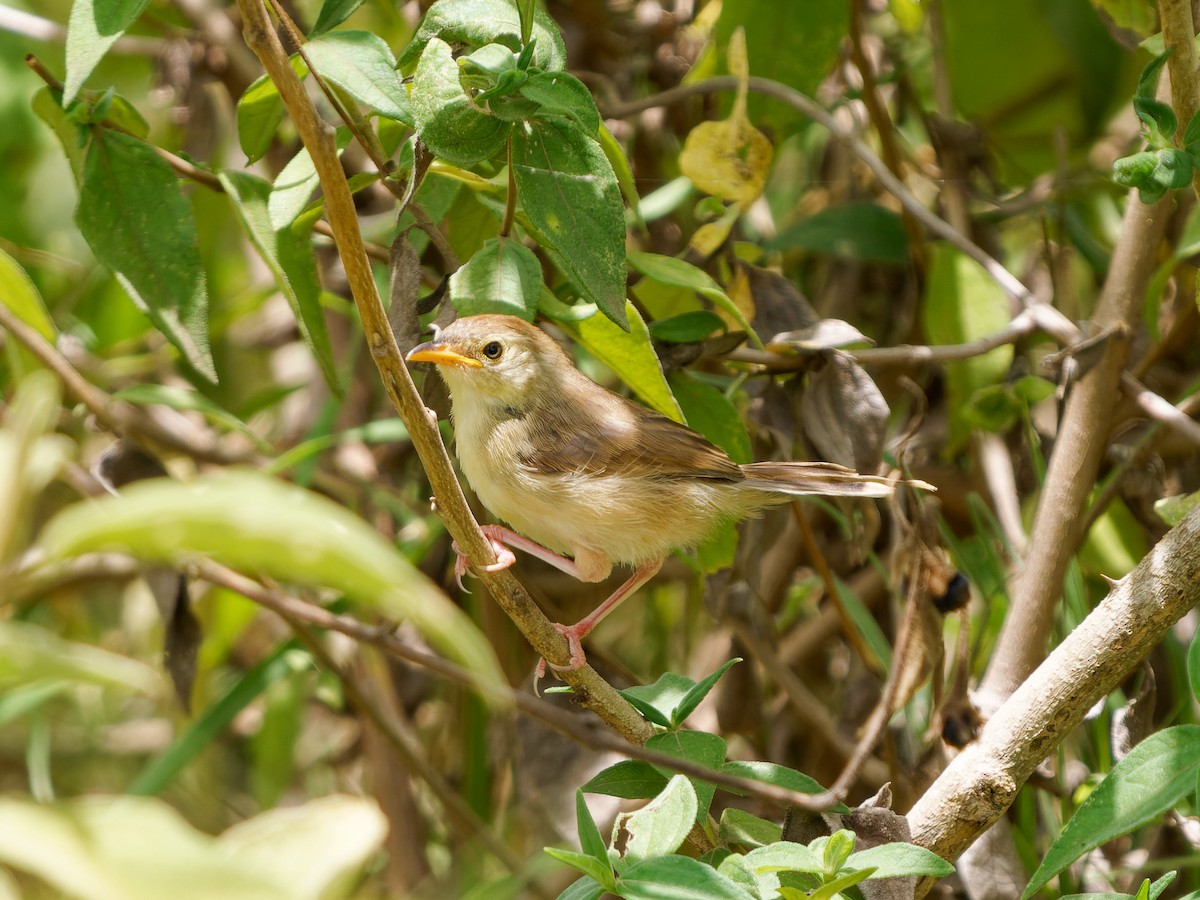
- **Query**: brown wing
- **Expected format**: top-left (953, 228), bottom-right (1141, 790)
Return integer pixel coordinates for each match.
top-left (517, 386), bottom-right (743, 483)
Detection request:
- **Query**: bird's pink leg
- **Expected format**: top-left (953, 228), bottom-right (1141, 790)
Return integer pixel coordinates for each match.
top-left (452, 524), bottom-right (582, 588)
top-left (539, 558), bottom-right (664, 676)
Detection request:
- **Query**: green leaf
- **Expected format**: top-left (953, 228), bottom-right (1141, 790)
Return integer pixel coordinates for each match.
top-left (269, 147), bottom-right (321, 229)
top-left (76, 130), bottom-right (216, 382)
top-left (0, 373), bottom-right (68, 564)
top-left (1022, 725), bottom-right (1200, 898)
top-left (35, 470), bottom-right (505, 705)
top-left (742, 841), bottom-right (823, 876)
top-left (582, 761), bottom-right (669, 800)
top-left (237, 62), bottom-right (308, 164)
top-left (543, 850), bottom-right (614, 892)
top-left (807, 866), bottom-right (874, 899)
top-left (1149, 148), bottom-right (1192, 190)
top-left (575, 790), bottom-right (613, 885)
top-left (558, 876), bottom-right (607, 900)
top-left (218, 171), bottom-right (340, 393)
top-left (449, 236), bottom-right (543, 319)
top-left (64, 0), bottom-right (151, 103)
top-left (648, 311), bottom-right (726, 344)
top-left (519, 72), bottom-right (601, 134)
top-left (218, 795), bottom-right (389, 899)
top-left (628, 253), bottom-right (760, 348)
top-left (0, 247), bottom-right (57, 377)
top-left (305, 31), bottom-right (412, 123)
top-left (719, 808), bottom-right (782, 849)
top-left (613, 775), bottom-right (698, 863)
top-left (718, 761), bottom-right (846, 812)
top-left (673, 658), bottom-right (742, 727)
top-left (130, 645), bottom-right (308, 795)
top-left (1134, 97), bottom-right (1178, 140)
top-left (822, 829), bottom-right (855, 874)
top-left (669, 373), bottom-right (752, 465)
top-left (1136, 51), bottom-right (1170, 101)
top-left (713, 0), bottom-right (847, 135)
top-left (512, 116), bottom-right (627, 326)
top-left (0, 620), bottom-right (160, 695)
top-left (33, 88), bottom-right (87, 181)
top-left (621, 672), bottom-right (699, 725)
top-left (1156, 490), bottom-right (1200, 527)
top-left (0, 793), bottom-right (386, 900)
top-left (562, 302), bottom-right (683, 421)
top-left (645, 731), bottom-right (727, 820)
top-left (311, 0), bottom-right (366, 36)
top-left (768, 202), bottom-right (910, 265)
top-left (399, 0), bottom-right (567, 72)
top-left (412, 38), bottom-right (511, 167)
top-left (617, 856), bottom-right (758, 900)
top-left (845, 842), bottom-right (954, 878)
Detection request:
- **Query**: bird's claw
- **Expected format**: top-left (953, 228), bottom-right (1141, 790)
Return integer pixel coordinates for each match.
top-left (533, 623), bottom-right (588, 689)
top-left (451, 526), bottom-right (517, 589)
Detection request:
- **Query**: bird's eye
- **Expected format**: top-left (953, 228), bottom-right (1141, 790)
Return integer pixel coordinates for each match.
top-left (482, 341), bottom-right (503, 360)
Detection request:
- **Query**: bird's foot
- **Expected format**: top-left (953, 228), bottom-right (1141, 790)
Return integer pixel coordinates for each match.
top-left (451, 524), bottom-right (518, 589)
top-left (533, 622), bottom-right (589, 688)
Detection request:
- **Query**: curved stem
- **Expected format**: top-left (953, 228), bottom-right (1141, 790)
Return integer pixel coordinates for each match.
top-left (234, 0), bottom-right (653, 744)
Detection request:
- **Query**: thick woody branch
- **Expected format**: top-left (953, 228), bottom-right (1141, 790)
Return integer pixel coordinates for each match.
top-left (907, 505), bottom-right (1200, 861)
top-left (233, 0), bottom-right (652, 744)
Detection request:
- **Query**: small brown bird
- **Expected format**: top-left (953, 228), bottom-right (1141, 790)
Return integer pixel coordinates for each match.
top-left (408, 314), bottom-right (908, 672)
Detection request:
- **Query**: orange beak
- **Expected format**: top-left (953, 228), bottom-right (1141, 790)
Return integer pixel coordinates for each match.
top-left (406, 341), bottom-right (483, 369)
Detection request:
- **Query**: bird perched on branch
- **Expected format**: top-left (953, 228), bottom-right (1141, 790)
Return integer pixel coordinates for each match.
top-left (408, 314), bottom-right (919, 673)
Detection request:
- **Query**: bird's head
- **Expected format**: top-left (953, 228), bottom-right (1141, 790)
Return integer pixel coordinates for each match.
top-left (406, 314), bottom-right (570, 411)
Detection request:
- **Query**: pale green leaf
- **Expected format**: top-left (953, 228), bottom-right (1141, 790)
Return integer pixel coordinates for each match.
top-left (563, 301), bottom-right (682, 421)
top-left (305, 31), bottom-right (412, 123)
top-left (64, 0), bottom-right (151, 103)
top-left (449, 236), bottom-right (543, 319)
top-left (0, 621), bottom-right (160, 695)
top-left (219, 795), bottom-right (388, 900)
top-left (35, 471), bottom-right (505, 706)
top-left (613, 775), bottom-right (697, 862)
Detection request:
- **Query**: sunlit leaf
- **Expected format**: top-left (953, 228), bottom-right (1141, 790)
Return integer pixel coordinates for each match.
top-left (305, 31), bottom-right (412, 123)
top-left (64, 0), bottom-right (150, 103)
top-left (36, 471), bottom-right (505, 705)
top-left (1023, 725), bottom-right (1200, 897)
top-left (563, 301), bottom-right (682, 421)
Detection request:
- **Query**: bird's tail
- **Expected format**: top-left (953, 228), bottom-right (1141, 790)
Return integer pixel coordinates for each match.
top-left (739, 462), bottom-right (932, 499)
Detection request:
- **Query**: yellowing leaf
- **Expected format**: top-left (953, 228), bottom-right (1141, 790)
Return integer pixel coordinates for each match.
top-left (679, 28), bottom-right (773, 209)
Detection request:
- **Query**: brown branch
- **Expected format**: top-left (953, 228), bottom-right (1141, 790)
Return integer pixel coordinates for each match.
top-left (233, 0), bottom-right (652, 744)
top-left (907, 505), bottom-right (1200, 862)
top-left (176, 558), bottom-right (843, 810)
top-left (981, 198), bottom-right (1171, 700)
